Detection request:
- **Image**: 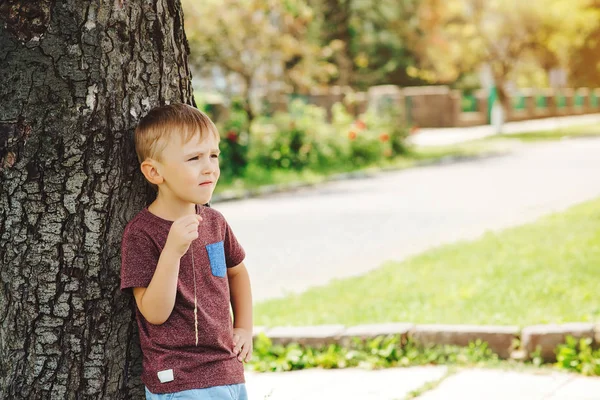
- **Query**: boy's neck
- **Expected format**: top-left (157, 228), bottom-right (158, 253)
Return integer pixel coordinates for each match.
top-left (147, 192), bottom-right (197, 222)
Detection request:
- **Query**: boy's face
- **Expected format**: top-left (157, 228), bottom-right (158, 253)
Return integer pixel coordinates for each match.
top-left (155, 131), bottom-right (220, 206)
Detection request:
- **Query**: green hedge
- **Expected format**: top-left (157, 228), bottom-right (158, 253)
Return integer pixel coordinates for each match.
top-left (212, 100), bottom-right (409, 182)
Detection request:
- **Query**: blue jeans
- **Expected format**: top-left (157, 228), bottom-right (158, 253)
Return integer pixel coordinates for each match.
top-left (145, 384), bottom-right (248, 400)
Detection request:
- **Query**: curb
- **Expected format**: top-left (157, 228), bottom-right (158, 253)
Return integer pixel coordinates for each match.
top-left (212, 151), bottom-right (508, 204)
top-left (253, 322), bottom-right (597, 362)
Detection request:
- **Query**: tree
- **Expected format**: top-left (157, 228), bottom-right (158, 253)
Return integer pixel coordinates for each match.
top-left (183, 0), bottom-right (333, 122)
top-left (350, 0), bottom-right (423, 88)
top-left (0, 1), bottom-right (193, 398)
top-left (309, 0), bottom-right (424, 89)
top-left (405, 0), bottom-right (599, 110)
top-left (312, 0), bottom-right (353, 86)
top-left (569, 0), bottom-right (600, 87)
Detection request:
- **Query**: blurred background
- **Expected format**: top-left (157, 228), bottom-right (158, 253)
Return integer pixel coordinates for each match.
top-left (179, 0), bottom-right (600, 190)
top-left (179, 0), bottom-right (600, 387)
top-left (177, 0), bottom-right (600, 330)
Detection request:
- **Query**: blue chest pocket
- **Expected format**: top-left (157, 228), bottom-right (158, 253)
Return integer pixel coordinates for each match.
top-left (206, 241), bottom-right (226, 278)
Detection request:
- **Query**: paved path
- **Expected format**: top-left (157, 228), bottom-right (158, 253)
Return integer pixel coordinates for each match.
top-left (214, 137), bottom-right (600, 302)
top-left (418, 368), bottom-right (600, 400)
top-left (408, 113), bottom-right (600, 147)
top-left (245, 366), bottom-right (448, 400)
top-left (245, 367), bottom-right (600, 400)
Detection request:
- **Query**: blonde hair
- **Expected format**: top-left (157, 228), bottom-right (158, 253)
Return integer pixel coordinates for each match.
top-left (134, 103), bottom-right (219, 163)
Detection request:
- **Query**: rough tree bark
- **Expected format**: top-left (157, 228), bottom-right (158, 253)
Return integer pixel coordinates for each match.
top-left (0, 1), bottom-right (194, 398)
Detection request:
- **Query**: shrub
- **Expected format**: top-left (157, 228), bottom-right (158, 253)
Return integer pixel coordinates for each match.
top-left (216, 99), bottom-right (409, 181)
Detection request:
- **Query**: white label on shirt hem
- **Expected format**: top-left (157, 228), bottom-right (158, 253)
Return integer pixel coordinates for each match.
top-left (157, 369), bottom-right (174, 383)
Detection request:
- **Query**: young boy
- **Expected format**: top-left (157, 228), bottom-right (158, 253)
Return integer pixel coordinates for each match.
top-left (120, 103), bottom-right (253, 400)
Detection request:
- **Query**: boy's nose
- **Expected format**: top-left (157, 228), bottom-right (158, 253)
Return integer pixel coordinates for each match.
top-left (201, 163), bottom-right (215, 175)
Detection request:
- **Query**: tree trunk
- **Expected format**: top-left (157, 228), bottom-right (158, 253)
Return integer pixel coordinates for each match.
top-left (240, 77), bottom-right (255, 125)
top-left (487, 77), bottom-right (509, 134)
top-left (0, 1), bottom-right (194, 398)
top-left (495, 80), bottom-right (510, 112)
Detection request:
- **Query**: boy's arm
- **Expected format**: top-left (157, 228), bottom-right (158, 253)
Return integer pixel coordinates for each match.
top-left (228, 262), bottom-right (253, 330)
top-left (132, 214), bottom-right (202, 325)
top-left (228, 262), bottom-right (253, 361)
top-left (133, 247), bottom-right (181, 325)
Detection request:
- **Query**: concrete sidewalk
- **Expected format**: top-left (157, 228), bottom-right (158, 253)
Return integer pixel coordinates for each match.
top-left (408, 113), bottom-right (600, 147)
top-left (245, 367), bottom-right (600, 400)
top-left (419, 368), bottom-right (600, 400)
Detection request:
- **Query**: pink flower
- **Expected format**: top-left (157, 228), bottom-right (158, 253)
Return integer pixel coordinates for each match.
top-left (355, 120), bottom-right (366, 130)
top-left (227, 130), bottom-right (238, 142)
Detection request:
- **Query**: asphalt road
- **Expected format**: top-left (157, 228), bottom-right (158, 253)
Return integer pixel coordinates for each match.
top-left (214, 137), bottom-right (600, 302)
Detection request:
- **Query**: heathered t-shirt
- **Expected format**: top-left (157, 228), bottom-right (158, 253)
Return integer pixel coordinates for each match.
top-left (120, 205), bottom-right (246, 394)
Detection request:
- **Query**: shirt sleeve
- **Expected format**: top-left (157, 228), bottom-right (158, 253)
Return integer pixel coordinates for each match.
top-left (120, 230), bottom-right (161, 291)
top-left (223, 220), bottom-right (245, 268)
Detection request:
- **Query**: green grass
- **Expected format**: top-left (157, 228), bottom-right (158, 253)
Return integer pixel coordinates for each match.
top-left (490, 123), bottom-right (600, 142)
top-left (408, 139), bottom-right (514, 160)
top-left (255, 198), bottom-right (600, 327)
top-left (404, 369), bottom-right (456, 400)
top-left (216, 167), bottom-right (326, 194)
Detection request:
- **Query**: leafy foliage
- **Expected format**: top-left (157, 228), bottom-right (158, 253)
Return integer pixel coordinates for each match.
top-left (556, 336), bottom-right (600, 376)
top-left (183, 0), bottom-right (334, 119)
top-left (214, 100), bottom-right (408, 183)
top-left (249, 334), bottom-right (498, 372)
top-left (404, 0), bottom-right (599, 105)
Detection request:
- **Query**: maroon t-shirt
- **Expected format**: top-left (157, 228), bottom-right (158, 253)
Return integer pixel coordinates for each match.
top-left (120, 205), bottom-right (246, 394)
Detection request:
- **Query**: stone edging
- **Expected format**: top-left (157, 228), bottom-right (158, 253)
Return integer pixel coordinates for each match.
top-left (253, 323), bottom-right (597, 362)
top-left (211, 152), bottom-right (507, 203)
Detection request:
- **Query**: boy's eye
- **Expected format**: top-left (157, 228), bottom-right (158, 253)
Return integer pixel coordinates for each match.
top-left (211, 154), bottom-right (219, 158)
top-left (188, 156), bottom-right (199, 161)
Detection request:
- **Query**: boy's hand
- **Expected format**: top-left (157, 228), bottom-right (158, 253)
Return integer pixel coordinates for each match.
top-left (164, 214), bottom-right (203, 257)
top-left (232, 328), bottom-right (253, 362)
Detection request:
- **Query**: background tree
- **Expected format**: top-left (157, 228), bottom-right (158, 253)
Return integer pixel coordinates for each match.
top-left (569, 0), bottom-right (600, 87)
top-left (405, 0), bottom-right (599, 109)
top-left (310, 0), bottom-right (353, 86)
top-left (309, 0), bottom-right (424, 89)
top-left (183, 0), bottom-right (333, 122)
top-left (0, 1), bottom-right (193, 398)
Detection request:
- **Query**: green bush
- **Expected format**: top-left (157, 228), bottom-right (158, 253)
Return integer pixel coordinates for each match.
top-left (248, 334), bottom-right (498, 372)
top-left (248, 334), bottom-right (600, 377)
top-left (555, 335), bottom-right (600, 376)
top-left (249, 100), bottom-right (343, 171)
top-left (216, 99), bottom-right (408, 183)
top-left (335, 101), bottom-right (407, 166)
top-left (217, 102), bottom-right (250, 179)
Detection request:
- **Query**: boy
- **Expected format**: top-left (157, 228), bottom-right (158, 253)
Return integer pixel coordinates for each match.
top-left (120, 103), bottom-right (253, 400)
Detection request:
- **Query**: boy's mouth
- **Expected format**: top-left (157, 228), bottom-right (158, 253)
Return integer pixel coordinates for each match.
top-left (199, 181), bottom-right (213, 186)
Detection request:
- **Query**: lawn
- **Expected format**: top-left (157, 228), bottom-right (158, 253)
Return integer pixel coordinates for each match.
top-left (254, 197), bottom-right (600, 327)
top-left (492, 123), bottom-right (600, 142)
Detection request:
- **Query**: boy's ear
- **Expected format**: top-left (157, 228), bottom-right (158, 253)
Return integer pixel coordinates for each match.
top-left (140, 159), bottom-right (164, 185)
